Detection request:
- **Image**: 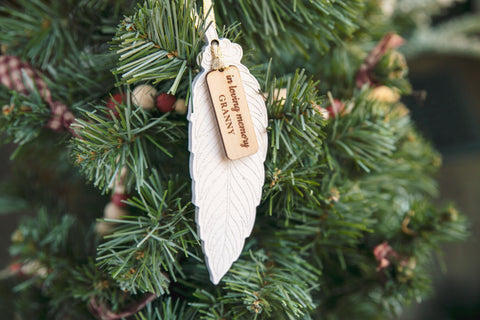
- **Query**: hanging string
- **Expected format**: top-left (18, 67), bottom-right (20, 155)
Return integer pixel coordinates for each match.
top-left (203, 0), bottom-right (219, 42)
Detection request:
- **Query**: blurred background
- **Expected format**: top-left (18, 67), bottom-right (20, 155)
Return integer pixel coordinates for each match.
top-left (0, 1), bottom-right (479, 319)
top-left (399, 0), bottom-right (480, 318)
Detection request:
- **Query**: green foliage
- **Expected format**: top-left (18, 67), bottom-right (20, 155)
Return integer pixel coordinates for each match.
top-left (4, 208), bottom-right (164, 319)
top-left (71, 99), bottom-right (185, 192)
top-left (0, 0), bottom-right (132, 68)
top-left (96, 175), bottom-right (199, 294)
top-left (392, 0), bottom-right (465, 30)
top-left (8, 208), bottom-right (93, 318)
top-left (215, 0), bottom-right (365, 59)
top-left (45, 53), bottom-right (117, 109)
top-left (193, 248), bottom-right (320, 320)
top-left (327, 91), bottom-right (398, 173)
top-left (315, 44), bottom-right (364, 98)
top-left (0, 0), bottom-right (473, 319)
top-left (316, 200), bottom-right (469, 319)
top-left (0, 195), bottom-right (28, 214)
top-left (135, 297), bottom-right (199, 319)
top-left (402, 13), bottom-right (480, 58)
top-left (265, 70), bottom-right (325, 160)
top-left (10, 208), bottom-right (77, 262)
top-left (113, 0), bottom-right (206, 96)
top-left (0, 0), bottom-right (81, 68)
top-left (0, 86), bottom-right (51, 146)
top-left (261, 69), bottom-right (327, 218)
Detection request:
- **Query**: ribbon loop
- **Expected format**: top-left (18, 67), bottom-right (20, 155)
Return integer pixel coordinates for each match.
top-left (203, 0), bottom-right (218, 42)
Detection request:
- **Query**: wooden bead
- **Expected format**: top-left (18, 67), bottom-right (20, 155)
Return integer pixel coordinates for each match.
top-left (111, 193), bottom-right (129, 208)
top-left (95, 202), bottom-right (129, 236)
top-left (103, 202), bottom-right (128, 219)
top-left (315, 105), bottom-right (330, 120)
top-left (132, 84), bottom-right (158, 110)
top-left (274, 88), bottom-right (288, 105)
top-left (95, 222), bottom-right (112, 236)
top-left (173, 98), bottom-right (187, 115)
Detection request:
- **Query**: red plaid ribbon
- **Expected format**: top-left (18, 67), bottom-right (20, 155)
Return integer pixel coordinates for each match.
top-left (0, 55), bottom-right (75, 133)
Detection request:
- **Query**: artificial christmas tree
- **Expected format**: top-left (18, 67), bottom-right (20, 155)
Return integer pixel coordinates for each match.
top-left (0, 0), bottom-right (474, 319)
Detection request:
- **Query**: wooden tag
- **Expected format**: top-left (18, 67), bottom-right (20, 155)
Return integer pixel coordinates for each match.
top-left (206, 66), bottom-right (259, 160)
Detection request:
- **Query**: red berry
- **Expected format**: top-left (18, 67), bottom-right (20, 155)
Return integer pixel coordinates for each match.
top-left (326, 99), bottom-right (345, 118)
top-left (106, 93), bottom-right (126, 118)
top-left (111, 192), bottom-right (129, 208)
top-left (155, 93), bottom-right (176, 113)
top-left (9, 262), bottom-right (22, 273)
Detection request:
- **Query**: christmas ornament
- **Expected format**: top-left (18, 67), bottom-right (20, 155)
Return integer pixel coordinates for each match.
top-left (0, 55), bottom-right (76, 133)
top-left (188, 1), bottom-right (268, 284)
top-left (155, 92), bottom-right (177, 113)
top-left (132, 84), bottom-right (157, 110)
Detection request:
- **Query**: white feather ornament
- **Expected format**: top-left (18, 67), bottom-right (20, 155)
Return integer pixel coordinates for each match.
top-left (188, 13), bottom-right (268, 284)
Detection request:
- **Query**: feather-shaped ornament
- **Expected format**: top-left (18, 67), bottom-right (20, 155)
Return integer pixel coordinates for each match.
top-left (188, 1), bottom-right (268, 284)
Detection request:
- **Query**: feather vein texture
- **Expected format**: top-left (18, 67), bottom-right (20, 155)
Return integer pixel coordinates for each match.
top-left (188, 38), bottom-right (268, 284)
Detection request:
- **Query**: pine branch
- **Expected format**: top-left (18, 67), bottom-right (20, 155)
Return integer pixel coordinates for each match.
top-left (0, 0), bottom-right (77, 68)
top-left (0, 0), bottom-right (473, 319)
top-left (315, 45), bottom-right (364, 98)
top-left (402, 14), bottom-right (480, 58)
top-left (112, 0), bottom-right (207, 96)
top-left (10, 209), bottom-right (77, 261)
top-left (45, 53), bottom-right (117, 109)
top-left (394, 0), bottom-right (465, 17)
top-left (262, 162), bottom-right (324, 219)
top-left (0, 195), bottom-right (28, 214)
top-left (97, 173), bottom-right (199, 295)
top-left (193, 248), bottom-right (319, 320)
top-left (325, 90), bottom-right (398, 173)
top-left (0, 0), bottom-right (134, 67)
top-left (215, 0), bottom-right (364, 58)
top-left (0, 85), bottom-right (51, 146)
top-left (260, 69), bottom-right (327, 218)
top-left (264, 69), bottom-right (326, 164)
top-left (134, 297), bottom-right (199, 320)
top-left (71, 99), bottom-right (185, 192)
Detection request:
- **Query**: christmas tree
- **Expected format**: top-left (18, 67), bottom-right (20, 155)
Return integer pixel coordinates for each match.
top-left (0, 0), bottom-right (474, 319)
